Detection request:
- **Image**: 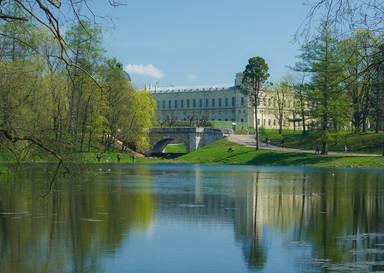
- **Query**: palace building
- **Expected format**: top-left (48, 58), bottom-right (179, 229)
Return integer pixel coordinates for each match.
top-left (147, 73), bottom-right (298, 130)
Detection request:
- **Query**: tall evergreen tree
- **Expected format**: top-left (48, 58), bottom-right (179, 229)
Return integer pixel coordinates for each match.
top-left (297, 25), bottom-right (348, 154)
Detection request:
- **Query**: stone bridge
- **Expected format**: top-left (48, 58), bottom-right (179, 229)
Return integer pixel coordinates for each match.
top-left (149, 127), bottom-right (224, 153)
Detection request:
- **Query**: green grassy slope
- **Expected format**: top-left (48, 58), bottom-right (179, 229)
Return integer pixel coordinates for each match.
top-left (258, 129), bottom-right (384, 154)
top-left (175, 138), bottom-right (384, 168)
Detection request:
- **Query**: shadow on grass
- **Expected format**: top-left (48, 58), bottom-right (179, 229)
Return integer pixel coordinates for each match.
top-left (224, 150), bottom-right (253, 160)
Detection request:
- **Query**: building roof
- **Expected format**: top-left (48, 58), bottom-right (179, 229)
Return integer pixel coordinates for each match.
top-left (148, 84), bottom-right (235, 93)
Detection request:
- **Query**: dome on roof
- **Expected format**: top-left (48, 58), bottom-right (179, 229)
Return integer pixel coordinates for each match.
top-left (123, 70), bottom-right (132, 82)
top-left (117, 62), bottom-right (131, 82)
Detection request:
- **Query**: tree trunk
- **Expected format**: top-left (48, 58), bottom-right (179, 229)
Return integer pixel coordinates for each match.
top-left (301, 114), bottom-right (306, 135)
top-left (79, 95), bottom-right (91, 152)
top-left (321, 88), bottom-right (329, 155)
top-left (300, 97), bottom-right (306, 135)
top-left (362, 118), bottom-right (367, 132)
top-left (88, 128), bottom-right (93, 152)
top-left (255, 103), bottom-right (259, 150)
top-left (375, 116), bottom-right (379, 133)
top-left (279, 114), bottom-right (283, 134)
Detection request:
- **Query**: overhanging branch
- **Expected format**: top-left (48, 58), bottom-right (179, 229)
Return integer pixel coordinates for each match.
top-left (0, 13), bottom-right (28, 21)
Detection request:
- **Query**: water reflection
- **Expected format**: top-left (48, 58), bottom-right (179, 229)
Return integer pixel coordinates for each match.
top-left (231, 169), bottom-right (384, 272)
top-left (0, 166), bottom-right (154, 273)
top-left (0, 165), bottom-right (383, 273)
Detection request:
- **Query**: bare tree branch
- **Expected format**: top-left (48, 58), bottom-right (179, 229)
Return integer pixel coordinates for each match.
top-left (0, 128), bottom-right (63, 162)
top-left (0, 13), bottom-right (27, 21)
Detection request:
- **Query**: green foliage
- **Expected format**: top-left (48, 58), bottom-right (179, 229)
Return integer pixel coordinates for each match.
top-left (296, 25), bottom-right (350, 154)
top-left (0, 19), bottom-right (156, 162)
top-left (0, 165), bottom-right (7, 175)
top-left (242, 57), bottom-right (270, 91)
top-left (120, 90), bottom-right (157, 153)
top-left (0, 167), bottom-right (154, 271)
top-left (240, 56), bottom-right (270, 149)
top-left (159, 120), bottom-right (213, 128)
top-left (259, 129), bottom-right (384, 154)
top-left (240, 56), bottom-right (270, 101)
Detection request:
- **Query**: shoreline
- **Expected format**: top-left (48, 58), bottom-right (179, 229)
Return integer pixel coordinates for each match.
top-left (1, 139), bottom-right (383, 169)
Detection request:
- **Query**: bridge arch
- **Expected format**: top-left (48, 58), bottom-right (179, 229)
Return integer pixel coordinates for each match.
top-left (152, 138), bottom-right (189, 153)
top-left (149, 127), bottom-right (224, 155)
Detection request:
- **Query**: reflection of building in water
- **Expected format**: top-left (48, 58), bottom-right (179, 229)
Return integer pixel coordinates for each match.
top-left (234, 172), bottom-right (310, 234)
top-left (155, 170), bottom-right (313, 270)
top-left (155, 169), bottom-right (238, 224)
top-left (194, 167), bottom-right (203, 204)
top-left (156, 193), bottom-right (235, 225)
top-left (232, 171), bottom-right (310, 269)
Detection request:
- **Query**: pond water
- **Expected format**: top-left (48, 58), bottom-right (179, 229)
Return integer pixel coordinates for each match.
top-left (0, 164), bottom-right (384, 273)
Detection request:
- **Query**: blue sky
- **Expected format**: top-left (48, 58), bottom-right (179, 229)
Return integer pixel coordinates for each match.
top-left (94, 0), bottom-right (310, 88)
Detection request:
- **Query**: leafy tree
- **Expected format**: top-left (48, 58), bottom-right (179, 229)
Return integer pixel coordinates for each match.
top-left (296, 25), bottom-right (348, 154)
top-left (272, 79), bottom-right (291, 134)
top-left (120, 91), bottom-right (157, 153)
top-left (99, 59), bottom-right (134, 151)
top-left (240, 57), bottom-right (270, 150)
top-left (339, 29), bottom-right (375, 132)
top-left (370, 46), bottom-right (384, 134)
top-left (65, 20), bottom-right (104, 150)
top-left (291, 74), bottom-right (310, 134)
top-left (0, 1), bottom-right (124, 63)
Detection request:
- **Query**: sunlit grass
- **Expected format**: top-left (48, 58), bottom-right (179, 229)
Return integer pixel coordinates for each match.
top-left (257, 129), bottom-right (384, 154)
top-left (175, 138), bottom-right (384, 168)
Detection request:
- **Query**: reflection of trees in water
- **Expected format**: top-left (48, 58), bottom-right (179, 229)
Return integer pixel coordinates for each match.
top-left (0, 166), bottom-right (154, 273)
top-left (305, 171), bottom-right (384, 270)
top-left (232, 169), bottom-right (384, 271)
top-left (2, 166), bottom-right (383, 272)
top-left (233, 171), bottom-right (309, 270)
top-left (232, 172), bottom-right (292, 269)
top-left (234, 172), bottom-right (266, 269)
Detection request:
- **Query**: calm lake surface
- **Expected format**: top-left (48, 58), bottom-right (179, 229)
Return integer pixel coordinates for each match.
top-left (0, 164), bottom-right (384, 273)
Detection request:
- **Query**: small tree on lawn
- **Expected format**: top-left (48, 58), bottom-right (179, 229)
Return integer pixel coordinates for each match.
top-left (239, 57), bottom-right (270, 150)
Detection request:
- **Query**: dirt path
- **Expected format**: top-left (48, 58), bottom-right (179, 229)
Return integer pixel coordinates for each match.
top-left (228, 134), bottom-right (381, 157)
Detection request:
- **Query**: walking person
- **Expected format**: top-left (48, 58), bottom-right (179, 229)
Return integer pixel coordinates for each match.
top-left (117, 153), bottom-right (121, 163)
top-left (265, 137), bottom-right (269, 146)
top-left (96, 152), bottom-right (101, 163)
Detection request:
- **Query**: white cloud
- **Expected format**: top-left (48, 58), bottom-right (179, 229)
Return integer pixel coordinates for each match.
top-left (187, 74), bottom-right (198, 80)
top-left (124, 64), bottom-right (164, 79)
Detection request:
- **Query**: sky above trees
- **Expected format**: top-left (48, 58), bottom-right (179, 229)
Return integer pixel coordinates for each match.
top-left (93, 0), bottom-right (309, 88)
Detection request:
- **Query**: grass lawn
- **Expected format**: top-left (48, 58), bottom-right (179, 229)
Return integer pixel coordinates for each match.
top-left (257, 129), bottom-right (384, 154)
top-left (0, 165), bottom-right (8, 175)
top-left (173, 138), bottom-right (384, 168)
top-left (163, 144), bottom-right (187, 153)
